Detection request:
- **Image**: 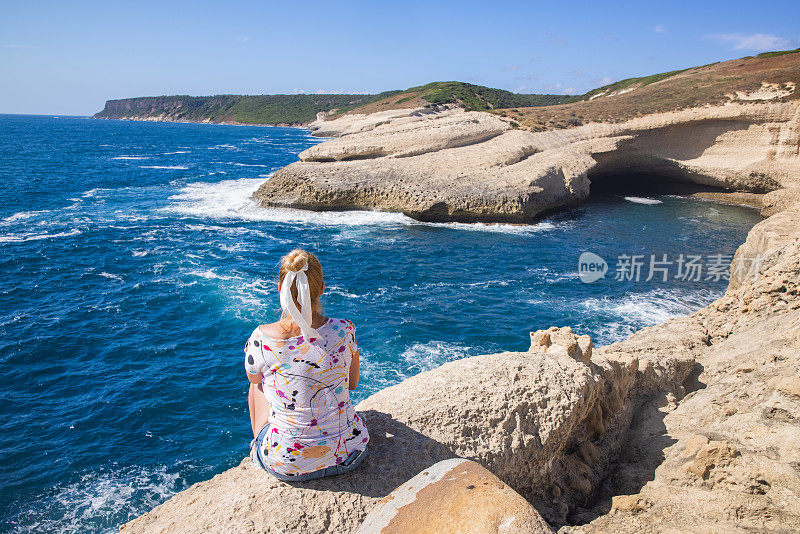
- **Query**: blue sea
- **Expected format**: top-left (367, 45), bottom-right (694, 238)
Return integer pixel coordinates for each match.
top-left (0, 114), bottom-right (761, 532)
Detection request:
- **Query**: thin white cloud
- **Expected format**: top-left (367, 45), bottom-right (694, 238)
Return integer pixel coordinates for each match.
top-left (514, 73), bottom-right (538, 82)
top-left (501, 64), bottom-right (520, 71)
top-left (5, 43), bottom-right (29, 49)
top-left (569, 69), bottom-right (584, 78)
top-left (594, 77), bottom-right (613, 86)
top-left (545, 34), bottom-right (567, 47)
top-left (540, 83), bottom-right (578, 95)
top-left (293, 88), bottom-right (369, 95)
top-left (234, 36), bottom-right (251, 42)
top-left (653, 25), bottom-right (666, 34)
top-left (711, 32), bottom-right (793, 51)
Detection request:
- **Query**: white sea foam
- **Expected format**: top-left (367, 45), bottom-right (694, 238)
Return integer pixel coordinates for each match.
top-left (164, 177), bottom-right (410, 225)
top-left (207, 144), bottom-right (239, 150)
top-left (545, 271), bottom-right (582, 283)
top-left (111, 156), bottom-right (148, 160)
top-left (358, 340), bottom-right (474, 393)
top-left (624, 196), bottom-right (663, 205)
top-left (325, 285), bottom-right (362, 299)
top-left (183, 269), bottom-right (232, 281)
top-left (165, 176), bottom-right (568, 234)
top-left (419, 220), bottom-right (559, 234)
top-left (232, 163), bottom-right (271, 167)
top-left (1, 210), bottom-right (49, 224)
top-left (99, 272), bottom-right (124, 282)
top-left (163, 151), bottom-right (189, 155)
top-left (7, 465), bottom-right (186, 534)
top-left (139, 165), bottom-right (189, 170)
top-left (400, 340), bottom-right (474, 375)
top-left (81, 188), bottom-right (104, 198)
top-left (582, 288), bottom-right (721, 343)
top-left (0, 229), bottom-right (81, 243)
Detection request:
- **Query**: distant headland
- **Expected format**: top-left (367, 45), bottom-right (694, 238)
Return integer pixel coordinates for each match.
top-left (109, 48), bottom-right (800, 533)
top-left (92, 82), bottom-right (574, 126)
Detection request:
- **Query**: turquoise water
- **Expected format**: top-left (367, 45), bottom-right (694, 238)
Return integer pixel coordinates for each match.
top-left (0, 114), bottom-right (761, 532)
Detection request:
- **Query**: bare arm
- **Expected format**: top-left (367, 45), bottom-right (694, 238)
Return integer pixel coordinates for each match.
top-left (246, 371), bottom-right (264, 385)
top-left (349, 345), bottom-right (360, 390)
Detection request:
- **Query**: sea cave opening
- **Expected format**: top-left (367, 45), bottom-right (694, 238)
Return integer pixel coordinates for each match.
top-left (587, 168), bottom-right (727, 198)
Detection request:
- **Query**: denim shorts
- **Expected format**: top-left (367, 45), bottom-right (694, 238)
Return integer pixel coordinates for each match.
top-left (250, 424), bottom-right (367, 482)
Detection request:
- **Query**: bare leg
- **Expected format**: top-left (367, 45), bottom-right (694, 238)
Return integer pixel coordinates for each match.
top-left (248, 383), bottom-right (270, 438)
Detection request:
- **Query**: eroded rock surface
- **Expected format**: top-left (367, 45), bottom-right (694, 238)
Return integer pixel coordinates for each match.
top-left (253, 103), bottom-right (800, 222)
top-left (121, 327), bottom-right (637, 532)
top-left (124, 157), bottom-right (800, 533)
top-left (564, 201), bottom-right (800, 533)
top-left (356, 459), bottom-right (553, 534)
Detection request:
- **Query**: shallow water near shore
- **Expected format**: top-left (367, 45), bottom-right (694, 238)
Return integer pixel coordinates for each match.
top-left (0, 114), bottom-right (762, 532)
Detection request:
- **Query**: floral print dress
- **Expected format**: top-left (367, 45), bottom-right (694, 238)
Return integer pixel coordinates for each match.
top-left (244, 317), bottom-right (369, 476)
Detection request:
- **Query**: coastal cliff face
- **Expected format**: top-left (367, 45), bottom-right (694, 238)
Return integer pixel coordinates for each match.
top-left (120, 194), bottom-right (800, 532)
top-left (93, 94), bottom-right (387, 127)
top-left (252, 102), bottom-right (800, 222)
top-left (120, 54), bottom-right (800, 532)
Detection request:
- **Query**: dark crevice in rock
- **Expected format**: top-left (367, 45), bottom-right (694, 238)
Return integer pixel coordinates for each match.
top-left (588, 170), bottom-right (730, 197)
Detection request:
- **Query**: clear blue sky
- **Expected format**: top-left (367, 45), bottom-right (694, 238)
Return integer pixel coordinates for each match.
top-left (2, 0), bottom-right (799, 115)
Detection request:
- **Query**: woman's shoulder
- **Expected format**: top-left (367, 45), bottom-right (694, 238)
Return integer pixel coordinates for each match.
top-left (329, 317), bottom-right (356, 333)
top-left (256, 322), bottom-right (284, 339)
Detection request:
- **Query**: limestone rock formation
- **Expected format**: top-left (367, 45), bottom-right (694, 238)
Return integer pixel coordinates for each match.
top-left (121, 322), bottom-right (638, 532)
top-left (253, 103), bottom-right (800, 222)
top-left (530, 326), bottom-right (593, 364)
top-left (301, 111), bottom-right (509, 161)
top-left (308, 105), bottom-right (461, 138)
top-left (564, 199), bottom-right (800, 533)
top-left (124, 131), bottom-right (800, 534)
top-left (356, 459), bottom-right (553, 534)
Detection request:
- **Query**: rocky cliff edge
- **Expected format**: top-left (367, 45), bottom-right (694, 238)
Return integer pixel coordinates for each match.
top-left (121, 193), bottom-right (800, 532)
top-left (253, 102), bottom-right (799, 222)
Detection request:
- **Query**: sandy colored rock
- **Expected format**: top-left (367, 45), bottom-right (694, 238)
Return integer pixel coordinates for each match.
top-left (564, 202), bottom-right (800, 533)
top-left (355, 347), bottom-right (637, 524)
top-left (680, 434), bottom-right (710, 459)
top-left (530, 326), bottom-right (592, 364)
top-left (682, 441), bottom-right (740, 480)
top-left (775, 376), bottom-right (800, 398)
top-left (761, 187), bottom-right (800, 217)
top-left (610, 495), bottom-right (653, 514)
top-left (121, 335), bottom-right (637, 532)
top-left (356, 459), bottom-right (553, 534)
top-left (124, 120), bottom-right (800, 534)
top-left (254, 102), bottom-right (800, 222)
top-left (308, 105), bottom-right (461, 138)
top-left (301, 111), bottom-right (509, 161)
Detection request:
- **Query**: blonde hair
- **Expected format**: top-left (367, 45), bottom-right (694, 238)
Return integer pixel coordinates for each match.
top-left (278, 249), bottom-right (324, 324)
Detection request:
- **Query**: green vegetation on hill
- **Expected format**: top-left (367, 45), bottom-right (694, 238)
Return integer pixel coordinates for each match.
top-left (95, 93), bottom-right (393, 125)
top-left (579, 48), bottom-right (800, 101)
top-left (494, 48), bottom-right (800, 132)
top-left (402, 81), bottom-right (574, 111)
top-left (755, 47), bottom-right (800, 59)
top-left (581, 68), bottom-right (692, 100)
top-left (95, 84), bottom-right (573, 125)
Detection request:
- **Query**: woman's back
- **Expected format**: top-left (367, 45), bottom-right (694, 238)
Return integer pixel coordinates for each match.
top-left (245, 317), bottom-right (369, 476)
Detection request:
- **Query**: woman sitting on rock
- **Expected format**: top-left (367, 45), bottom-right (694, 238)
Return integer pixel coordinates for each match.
top-left (244, 248), bottom-right (369, 481)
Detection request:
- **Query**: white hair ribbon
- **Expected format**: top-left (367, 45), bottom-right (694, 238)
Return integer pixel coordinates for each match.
top-left (279, 263), bottom-right (320, 340)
